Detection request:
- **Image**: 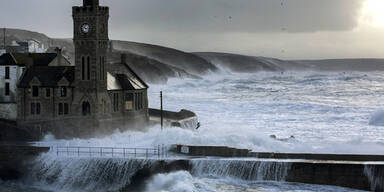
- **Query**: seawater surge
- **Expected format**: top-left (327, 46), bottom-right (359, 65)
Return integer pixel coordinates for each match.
top-left (191, 159), bottom-right (291, 181)
top-left (23, 154), bottom-right (294, 192)
top-left (364, 165), bottom-right (384, 191)
top-left (27, 154), bottom-right (155, 192)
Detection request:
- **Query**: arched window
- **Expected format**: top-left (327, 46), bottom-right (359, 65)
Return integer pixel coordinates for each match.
top-left (87, 56), bottom-right (90, 80)
top-left (82, 101), bottom-right (91, 116)
top-left (81, 56), bottom-right (85, 80)
top-left (103, 56), bottom-right (105, 80)
top-left (99, 56), bottom-right (102, 80)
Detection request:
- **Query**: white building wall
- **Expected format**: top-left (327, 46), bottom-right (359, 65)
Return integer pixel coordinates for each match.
top-left (0, 65), bottom-right (25, 103)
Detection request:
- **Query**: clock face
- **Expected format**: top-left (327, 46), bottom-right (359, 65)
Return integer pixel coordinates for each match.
top-left (81, 24), bottom-right (89, 34)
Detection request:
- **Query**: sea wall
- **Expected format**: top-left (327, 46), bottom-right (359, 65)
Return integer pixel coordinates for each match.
top-left (2, 145), bottom-right (383, 191)
top-left (172, 145), bottom-right (384, 191)
top-left (19, 155), bottom-right (384, 192)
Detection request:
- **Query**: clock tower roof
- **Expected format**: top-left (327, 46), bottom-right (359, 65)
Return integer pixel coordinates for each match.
top-left (83, 0), bottom-right (99, 7)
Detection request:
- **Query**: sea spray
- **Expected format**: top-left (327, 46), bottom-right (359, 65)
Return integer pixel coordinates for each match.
top-left (144, 171), bottom-right (203, 192)
top-left (364, 165), bottom-right (384, 191)
top-left (26, 153), bottom-right (156, 192)
top-left (190, 159), bottom-right (291, 181)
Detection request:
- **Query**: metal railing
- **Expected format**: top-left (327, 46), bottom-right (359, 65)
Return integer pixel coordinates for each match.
top-left (55, 145), bottom-right (168, 159)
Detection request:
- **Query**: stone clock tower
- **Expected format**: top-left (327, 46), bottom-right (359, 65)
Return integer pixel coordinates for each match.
top-left (72, 0), bottom-right (110, 118)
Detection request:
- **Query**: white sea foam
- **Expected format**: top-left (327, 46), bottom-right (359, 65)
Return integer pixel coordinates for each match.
top-left (22, 71), bottom-right (384, 192)
top-left (38, 71), bottom-right (384, 155)
top-left (144, 171), bottom-right (367, 192)
top-left (145, 171), bottom-right (203, 192)
top-left (369, 110), bottom-right (384, 126)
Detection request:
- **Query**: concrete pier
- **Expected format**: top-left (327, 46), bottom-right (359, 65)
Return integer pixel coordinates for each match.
top-left (149, 108), bottom-right (198, 129)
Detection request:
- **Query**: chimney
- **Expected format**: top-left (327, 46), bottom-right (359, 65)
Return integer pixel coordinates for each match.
top-left (55, 47), bottom-right (63, 66)
top-left (121, 54), bottom-right (127, 64)
top-left (83, 0), bottom-right (99, 7)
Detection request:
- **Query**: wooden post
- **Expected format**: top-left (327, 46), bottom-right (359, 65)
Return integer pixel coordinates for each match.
top-left (160, 91), bottom-right (163, 130)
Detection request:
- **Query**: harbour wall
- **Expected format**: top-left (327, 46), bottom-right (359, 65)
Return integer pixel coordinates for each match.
top-left (1, 145), bottom-right (383, 191)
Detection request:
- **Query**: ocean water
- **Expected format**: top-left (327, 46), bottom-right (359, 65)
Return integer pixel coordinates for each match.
top-left (2, 71), bottom-right (384, 191)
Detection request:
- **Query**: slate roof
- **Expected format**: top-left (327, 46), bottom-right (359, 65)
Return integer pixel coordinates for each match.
top-left (0, 53), bottom-right (57, 67)
top-left (18, 66), bottom-right (75, 88)
top-left (107, 63), bottom-right (148, 91)
top-left (0, 53), bottom-right (17, 66)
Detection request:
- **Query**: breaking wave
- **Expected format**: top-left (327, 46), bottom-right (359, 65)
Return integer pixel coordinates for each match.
top-left (145, 171), bottom-right (202, 192)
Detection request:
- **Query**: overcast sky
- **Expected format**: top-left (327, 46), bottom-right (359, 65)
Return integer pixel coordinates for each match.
top-left (0, 0), bottom-right (383, 59)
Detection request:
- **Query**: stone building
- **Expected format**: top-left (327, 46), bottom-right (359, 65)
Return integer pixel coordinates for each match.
top-left (0, 52), bottom-right (70, 103)
top-left (16, 0), bottom-right (149, 139)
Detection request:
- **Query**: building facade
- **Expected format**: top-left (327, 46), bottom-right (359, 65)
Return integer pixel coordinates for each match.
top-left (16, 0), bottom-right (149, 139)
top-left (0, 52), bottom-right (70, 103)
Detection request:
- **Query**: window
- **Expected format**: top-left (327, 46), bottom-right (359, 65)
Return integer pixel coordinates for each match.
top-left (82, 56), bottom-right (85, 80)
top-left (103, 56), bottom-right (105, 80)
top-left (99, 56), bottom-right (103, 80)
top-left (59, 103), bottom-right (63, 115)
top-left (5, 67), bottom-right (10, 79)
top-left (134, 93), bottom-right (144, 111)
top-left (5, 82), bottom-right (10, 96)
top-left (60, 87), bottom-right (67, 97)
top-left (31, 102), bottom-right (41, 115)
top-left (82, 101), bottom-right (91, 116)
top-left (31, 103), bottom-right (35, 115)
top-left (32, 86), bottom-right (39, 97)
top-left (46, 88), bottom-right (51, 97)
top-left (125, 93), bottom-right (133, 110)
top-left (87, 56), bottom-right (90, 80)
top-left (59, 103), bottom-right (69, 115)
top-left (64, 103), bottom-right (69, 115)
top-left (113, 93), bottom-right (119, 112)
top-left (135, 93), bottom-right (138, 110)
top-left (36, 103), bottom-right (40, 115)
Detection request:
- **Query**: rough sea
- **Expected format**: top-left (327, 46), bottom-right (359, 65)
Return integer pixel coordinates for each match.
top-left (2, 71), bottom-right (384, 192)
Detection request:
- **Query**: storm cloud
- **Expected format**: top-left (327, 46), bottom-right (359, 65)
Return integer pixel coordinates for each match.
top-left (0, 0), bottom-right (363, 35)
top-left (110, 0), bottom-right (363, 33)
top-left (1, 0), bottom-right (382, 59)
